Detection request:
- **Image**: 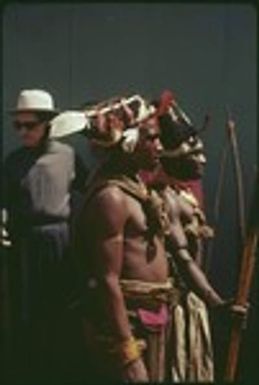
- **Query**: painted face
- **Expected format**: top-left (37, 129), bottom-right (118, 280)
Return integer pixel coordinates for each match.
top-left (184, 136), bottom-right (207, 177)
top-left (161, 135), bottom-right (207, 179)
top-left (13, 111), bottom-right (48, 148)
top-left (134, 117), bottom-right (163, 170)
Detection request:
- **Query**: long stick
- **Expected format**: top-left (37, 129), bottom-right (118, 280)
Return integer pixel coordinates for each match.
top-left (204, 111), bottom-right (231, 273)
top-left (224, 177), bottom-right (259, 381)
top-left (205, 136), bottom-right (229, 273)
top-left (226, 110), bottom-right (246, 246)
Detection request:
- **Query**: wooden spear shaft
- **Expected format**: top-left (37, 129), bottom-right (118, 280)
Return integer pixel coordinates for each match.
top-left (227, 113), bottom-right (246, 245)
top-left (224, 179), bottom-right (259, 381)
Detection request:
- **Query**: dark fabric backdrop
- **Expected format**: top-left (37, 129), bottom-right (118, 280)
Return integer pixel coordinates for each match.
top-left (1, 3), bottom-right (258, 382)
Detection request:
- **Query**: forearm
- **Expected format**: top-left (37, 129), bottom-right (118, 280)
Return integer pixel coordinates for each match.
top-left (175, 248), bottom-right (224, 307)
top-left (101, 274), bottom-right (133, 341)
top-left (99, 275), bottom-right (144, 368)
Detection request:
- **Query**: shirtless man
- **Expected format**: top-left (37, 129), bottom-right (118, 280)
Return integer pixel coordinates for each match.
top-left (141, 156), bottom-right (220, 381)
top-left (140, 91), bottom-right (248, 381)
top-left (74, 95), bottom-right (172, 382)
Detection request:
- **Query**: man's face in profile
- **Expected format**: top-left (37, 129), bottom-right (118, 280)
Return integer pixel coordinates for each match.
top-left (134, 117), bottom-right (163, 171)
top-left (161, 136), bottom-right (207, 180)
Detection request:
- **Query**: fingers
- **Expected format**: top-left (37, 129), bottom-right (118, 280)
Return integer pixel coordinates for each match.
top-left (230, 303), bottom-right (250, 330)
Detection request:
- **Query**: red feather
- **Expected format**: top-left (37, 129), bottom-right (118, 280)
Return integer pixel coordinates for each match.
top-left (157, 89), bottom-right (176, 116)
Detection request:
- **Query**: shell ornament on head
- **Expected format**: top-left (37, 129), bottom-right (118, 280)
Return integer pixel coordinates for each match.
top-left (157, 90), bottom-right (204, 159)
top-left (50, 94), bottom-right (155, 153)
top-left (82, 94), bottom-right (156, 152)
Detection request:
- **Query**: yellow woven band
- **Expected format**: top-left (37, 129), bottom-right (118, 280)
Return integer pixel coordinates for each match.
top-left (114, 336), bottom-right (141, 366)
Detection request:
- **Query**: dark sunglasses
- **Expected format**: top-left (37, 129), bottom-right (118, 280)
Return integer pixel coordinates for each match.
top-left (13, 120), bottom-right (41, 131)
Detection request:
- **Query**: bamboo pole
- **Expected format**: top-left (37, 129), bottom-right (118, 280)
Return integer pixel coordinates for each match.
top-left (224, 177), bottom-right (258, 381)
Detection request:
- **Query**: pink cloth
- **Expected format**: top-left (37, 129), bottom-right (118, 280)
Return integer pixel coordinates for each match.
top-left (137, 304), bottom-right (168, 331)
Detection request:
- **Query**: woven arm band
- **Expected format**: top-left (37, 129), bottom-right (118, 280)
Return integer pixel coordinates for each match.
top-left (111, 336), bottom-right (141, 366)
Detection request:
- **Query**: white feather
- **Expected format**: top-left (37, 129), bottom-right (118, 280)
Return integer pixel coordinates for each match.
top-left (50, 111), bottom-right (90, 138)
top-left (121, 128), bottom-right (139, 153)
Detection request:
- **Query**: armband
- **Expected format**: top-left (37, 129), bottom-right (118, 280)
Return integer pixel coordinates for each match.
top-left (175, 246), bottom-right (192, 262)
top-left (175, 245), bottom-right (189, 251)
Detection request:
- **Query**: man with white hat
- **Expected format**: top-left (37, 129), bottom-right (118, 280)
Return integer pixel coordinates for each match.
top-left (10, 89), bottom-right (58, 146)
top-left (2, 89), bottom-right (88, 382)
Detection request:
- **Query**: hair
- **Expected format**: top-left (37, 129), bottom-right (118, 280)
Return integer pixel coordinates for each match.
top-left (97, 144), bottom-right (137, 177)
top-left (33, 111), bottom-right (55, 140)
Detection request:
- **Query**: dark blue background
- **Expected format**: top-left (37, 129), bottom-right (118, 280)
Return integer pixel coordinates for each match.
top-left (2, 3), bottom-right (258, 382)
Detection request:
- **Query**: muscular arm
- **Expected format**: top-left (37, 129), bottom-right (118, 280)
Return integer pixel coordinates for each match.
top-left (89, 186), bottom-right (133, 340)
top-left (165, 189), bottom-right (224, 307)
top-left (81, 186), bottom-right (149, 381)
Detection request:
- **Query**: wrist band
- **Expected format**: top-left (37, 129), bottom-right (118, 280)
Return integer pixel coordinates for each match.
top-left (176, 245), bottom-right (188, 250)
top-left (112, 336), bottom-right (141, 366)
top-left (174, 245), bottom-right (189, 253)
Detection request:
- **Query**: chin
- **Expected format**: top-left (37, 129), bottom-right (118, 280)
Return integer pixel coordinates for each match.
top-left (149, 161), bottom-right (161, 171)
top-left (23, 141), bottom-right (38, 148)
top-left (192, 167), bottom-right (204, 179)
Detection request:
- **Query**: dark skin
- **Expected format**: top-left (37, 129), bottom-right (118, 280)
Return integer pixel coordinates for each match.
top-left (160, 135), bottom-right (207, 180)
top-left (164, 147), bottom-right (212, 267)
top-left (78, 121), bottom-right (167, 381)
top-left (157, 149), bottom-right (248, 314)
top-left (176, 190), bottom-right (205, 266)
top-left (161, 186), bottom-right (224, 306)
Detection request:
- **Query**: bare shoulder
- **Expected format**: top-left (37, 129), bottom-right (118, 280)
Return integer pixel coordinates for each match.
top-left (93, 184), bottom-right (126, 210)
top-left (163, 187), bottom-right (181, 217)
top-left (176, 192), bottom-right (194, 220)
top-left (87, 184), bottom-right (128, 232)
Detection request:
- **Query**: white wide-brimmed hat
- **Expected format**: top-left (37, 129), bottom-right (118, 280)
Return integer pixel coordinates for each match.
top-left (11, 89), bottom-right (59, 116)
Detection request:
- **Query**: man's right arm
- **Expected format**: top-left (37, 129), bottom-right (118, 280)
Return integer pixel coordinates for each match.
top-left (84, 186), bottom-right (148, 381)
top-left (166, 191), bottom-right (249, 328)
top-left (165, 191), bottom-right (224, 307)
